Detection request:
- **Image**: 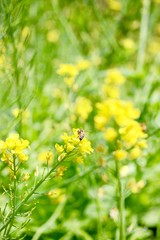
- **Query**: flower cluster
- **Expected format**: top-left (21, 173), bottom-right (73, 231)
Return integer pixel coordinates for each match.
top-left (102, 69), bottom-right (126, 99)
top-left (95, 69), bottom-right (147, 161)
top-left (0, 133), bottom-right (29, 163)
top-left (57, 59), bottom-right (90, 87)
top-left (75, 97), bottom-right (92, 121)
top-left (55, 128), bottom-right (93, 163)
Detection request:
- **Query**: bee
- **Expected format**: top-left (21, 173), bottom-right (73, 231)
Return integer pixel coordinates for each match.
top-left (77, 129), bottom-right (85, 141)
top-left (140, 122), bottom-right (147, 132)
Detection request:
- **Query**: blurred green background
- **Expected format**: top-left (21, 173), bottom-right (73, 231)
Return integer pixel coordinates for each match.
top-left (0, 0), bottom-right (160, 239)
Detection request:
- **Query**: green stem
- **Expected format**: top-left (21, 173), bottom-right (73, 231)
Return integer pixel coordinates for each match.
top-left (136, 0), bottom-right (151, 72)
top-left (4, 157), bottom-right (17, 238)
top-left (115, 160), bottom-right (126, 240)
top-left (6, 11), bottom-right (22, 134)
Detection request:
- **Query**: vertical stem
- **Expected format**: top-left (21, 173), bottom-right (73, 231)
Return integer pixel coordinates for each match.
top-left (6, 11), bottom-right (22, 135)
top-left (115, 159), bottom-right (126, 240)
top-left (136, 0), bottom-right (151, 72)
top-left (4, 157), bottom-right (17, 238)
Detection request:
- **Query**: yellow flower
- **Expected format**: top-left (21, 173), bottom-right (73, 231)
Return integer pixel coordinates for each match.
top-left (23, 172), bottom-right (30, 181)
top-left (76, 59), bottom-right (91, 71)
top-left (128, 179), bottom-right (145, 193)
top-left (56, 128), bottom-right (93, 163)
top-left (58, 153), bottom-right (66, 161)
top-left (17, 152), bottom-right (28, 162)
top-left (47, 29), bottom-right (59, 43)
top-left (61, 133), bottom-right (70, 143)
top-left (6, 134), bottom-right (19, 149)
top-left (38, 150), bottom-right (54, 164)
top-left (56, 166), bottom-right (67, 177)
top-left (94, 115), bottom-right (108, 130)
top-left (106, 69), bottom-right (126, 85)
top-left (66, 143), bottom-right (75, 153)
top-left (55, 143), bottom-right (64, 153)
top-left (75, 97), bottom-right (92, 121)
top-left (137, 140), bottom-right (147, 149)
top-left (119, 121), bottom-right (147, 148)
top-left (57, 64), bottom-right (78, 78)
top-left (1, 152), bottom-right (13, 162)
top-left (0, 133), bottom-right (29, 163)
top-left (104, 128), bottom-right (117, 142)
top-left (22, 26), bottom-right (30, 38)
top-left (0, 140), bottom-right (7, 153)
top-left (129, 147), bottom-right (142, 160)
top-left (102, 85), bottom-right (120, 98)
top-left (12, 108), bottom-right (30, 124)
top-left (114, 149), bottom-right (127, 161)
top-left (64, 77), bottom-right (75, 87)
top-left (74, 156), bottom-right (84, 164)
top-left (107, 0), bottom-right (122, 11)
top-left (48, 188), bottom-right (62, 198)
top-left (120, 38), bottom-right (136, 51)
top-left (79, 138), bottom-right (94, 154)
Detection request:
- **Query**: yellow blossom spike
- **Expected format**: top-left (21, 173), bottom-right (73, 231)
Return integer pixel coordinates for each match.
top-left (55, 143), bottom-right (64, 153)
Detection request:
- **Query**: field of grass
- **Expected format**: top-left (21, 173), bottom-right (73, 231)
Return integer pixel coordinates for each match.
top-left (0, 0), bottom-right (160, 239)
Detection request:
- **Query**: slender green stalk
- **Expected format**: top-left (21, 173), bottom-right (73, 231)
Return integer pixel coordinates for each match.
top-left (136, 0), bottom-right (151, 72)
top-left (4, 157), bottom-right (17, 238)
top-left (115, 159), bottom-right (126, 240)
top-left (6, 10), bottom-right (22, 134)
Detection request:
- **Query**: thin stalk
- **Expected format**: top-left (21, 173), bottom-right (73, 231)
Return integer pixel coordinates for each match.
top-left (4, 157), bottom-right (17, 238)
top-left (115, 159), bottom-right (126, 240)
top-left (136, 0), bottom-right (151, 72)
top-left (6, 11), bottom-right (22, 134)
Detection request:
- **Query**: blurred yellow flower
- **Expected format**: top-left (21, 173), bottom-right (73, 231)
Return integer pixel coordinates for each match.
top-left (64, 77), bottom-right (75, 87)
top-left (79, 138), bottom-right (94, 155)
top-left (106, 69), bottom-right (126, 85)
top-left (94, 115), bottom-right (108, 130)
top-left (75, 97), bottom-right (92, 121)
top-left (137, 140), bottom-right (147, 149)
top-left (55, 143), bottom-right (64, 153)
top-left (104, 127), bottom-right (117, 142)
top-left (74, 156), bottom-right (84, 164)
top-left (12, 108), bottom-right (30, 124)
top-left (48, 188), bottom-right (66, 203)
top-left (107, 0), bottom-right (122, 11)
top-left (22, 26), bottom-right (30, 38)
top-left (147, 39), bottom-right (160, 55)
top-left (0, 133), bottom-right (29, 163)
top-left (23, 172), bottom-right (30, 181)
top-left (76, 59), bottom-right (91, 71)
top-left (38, 150), bottom-right (54, 164)
top-left (58, 153), bottom-right (67, 161)
top-left (102, 85), bottom-right (120, 98)
top-left (66, 143), bottom-right (75, 152)
top-left (128, 179), bottom-right (145, 193)
top-left (95, 99), bottom-right (140, 129)
top-left (57, 64), bottom-right (78, 78)
top-left (119, 121), bottom-right (147, 148)
top-left (56, 166), bottom-right (67, 177)
top-left (153, 0), bottom-right (160, 3)
top-left (0, 140), bottom-right (6, 153)
top-left (121, 38), bottom-right (136, 51)
top-left (47, 29), bottom-right (59, 43)
top-left (129, 147), bottom-right (142, 160)
top-left (114, 149), bottom-right (127, 161)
